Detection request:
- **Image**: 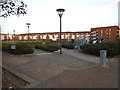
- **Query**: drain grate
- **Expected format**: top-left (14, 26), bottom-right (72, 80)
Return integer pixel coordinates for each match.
top-left (2, 68), bottom-right (30, 89)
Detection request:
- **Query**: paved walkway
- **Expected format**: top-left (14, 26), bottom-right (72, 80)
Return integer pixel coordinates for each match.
top-left (2, 48), bottom-right (118, 88)
top-left (34, 62), bottom-right (118, 88)
top-left (62, 48), bottom-right (100, 64)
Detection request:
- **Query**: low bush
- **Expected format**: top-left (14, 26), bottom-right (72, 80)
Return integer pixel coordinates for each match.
top-left (34, 41), bottom-right (43, 45)
top-left (2, 42), bottom-right (34, 54)
top-left (80, 41), bottom-right (120, 57)
top-left (35, 43), bottom-right (60, 52)
top-left (2, 43), bottom-right (11, 53)
top-left (34, 41), bottom-right (43, 48)
top-left (60, 40), bottom-right (74, 49)
top-left (44, 44), bottom-right (60, 52)
top-left (15, 42), bottom-right (34, 54)
top-left (62, 43), bottom-right (74, 49)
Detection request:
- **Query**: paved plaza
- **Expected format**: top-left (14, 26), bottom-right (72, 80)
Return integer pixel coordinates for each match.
top-left (2, 48), bottom-right (118, 88)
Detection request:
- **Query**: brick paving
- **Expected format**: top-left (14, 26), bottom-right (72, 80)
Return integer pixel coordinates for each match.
top-left (34, 61), bottom-right (118, 88)
top-left (2, 49), bottom-right (96, 82)
top-left (2, 49), bottom-right (119, 88)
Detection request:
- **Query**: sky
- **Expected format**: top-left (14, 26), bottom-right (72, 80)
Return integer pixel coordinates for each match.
top-left (0, 0), bottom-right (120, 34)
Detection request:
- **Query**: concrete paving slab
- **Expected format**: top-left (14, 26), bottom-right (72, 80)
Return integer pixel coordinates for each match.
top-left (2, 49), bottom-right (96, 83)
top-left (2, 48), bottom-right (118, 88)
top-left (62, 48), bottom-right (100, 64)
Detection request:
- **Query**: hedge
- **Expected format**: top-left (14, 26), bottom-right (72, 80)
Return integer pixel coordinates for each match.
top-left (15, 42), bottom-right (34, 54)
top-left (60, 40), bottom-right (74, 49)
top-left (2, 42), bottom-right (34, 54)
top-left (62, 43), bottom-right (74, 49)
top-left (80, 41), bottom-right (120, 57)
top-left (2, 43), bottom-right (11, 52)
top-left (35, 43), bottom-right (60, 52)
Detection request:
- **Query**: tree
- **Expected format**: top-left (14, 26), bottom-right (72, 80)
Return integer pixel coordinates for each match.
top-left (21, 36), bottom-right (24, 41)
top-left (0, 0), bottom-right (27, 18)
top-left (46, 34), bottom-right (50, 40)
top-left (4, 34), bottom-right (7, 41)
top-left (15, 35), bottom-right (19, 41)
top-left (37, 34), bottom-right (41, 41)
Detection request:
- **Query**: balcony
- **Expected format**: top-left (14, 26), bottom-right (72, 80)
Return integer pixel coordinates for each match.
top-left (91, 31), bottom-right (97, 34)
top-left (91, 34), bottom-right (97, 36)
top-left (92, 37), bottom-right (97, 40)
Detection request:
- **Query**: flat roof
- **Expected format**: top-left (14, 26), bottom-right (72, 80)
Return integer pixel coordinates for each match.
top-left (19, 31), bottom-right (91, 35)
top-left (91, 25), bottom-right (119, 29)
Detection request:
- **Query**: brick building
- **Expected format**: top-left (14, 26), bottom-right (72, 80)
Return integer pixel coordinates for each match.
top-left (91, 26), bottom-right (120, 41)
top-left (2, 25), bottom-right (120, 41)
top-left (118, 1), bottom-right (120, 27)
top-left (2, 31), bottom-right (91, 42)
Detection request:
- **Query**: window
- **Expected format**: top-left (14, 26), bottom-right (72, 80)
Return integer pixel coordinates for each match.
top-left (106, 29), bottom-right (108, 31)
top-left (91, 30), bottom-right (96, 33)
top-left (109, 29), bottom-right (111, 31)
top-left (100, 30), bottom-right (102, 34)
top-left (117, 30), bottom-right (119, 33)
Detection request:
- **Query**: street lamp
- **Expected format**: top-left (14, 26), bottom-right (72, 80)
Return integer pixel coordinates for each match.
top-left (0, 26), bottom-right (1, 41)
top-left (7, 33), bottom-right (9, 42)
top-left (13, 30), bottom-right (15, 42)
top-left (26, 23), bottom-right (31, 42)
top-left (56, 8), bottom-right (65, 54)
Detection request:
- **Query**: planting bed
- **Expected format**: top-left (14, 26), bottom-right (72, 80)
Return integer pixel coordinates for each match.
top-left (2, 68), bottom-right (30, 89)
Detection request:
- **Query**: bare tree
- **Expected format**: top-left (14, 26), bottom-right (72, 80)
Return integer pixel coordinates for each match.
top-left (0, 0), bottom-right (27, 18)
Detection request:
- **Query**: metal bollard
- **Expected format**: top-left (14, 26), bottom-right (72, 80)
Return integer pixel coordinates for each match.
top-left (100, 50), bottom-right (107, 66)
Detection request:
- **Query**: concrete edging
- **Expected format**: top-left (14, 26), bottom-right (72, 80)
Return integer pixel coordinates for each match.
top-left (2, 64), bottom-right (40, 88)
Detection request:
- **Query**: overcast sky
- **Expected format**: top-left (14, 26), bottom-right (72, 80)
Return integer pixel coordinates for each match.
top-left (0, 0), bottom-right (119, 34)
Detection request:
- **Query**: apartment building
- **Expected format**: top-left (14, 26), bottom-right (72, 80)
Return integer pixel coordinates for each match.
top-left (118, 1), bottom-right (120, 27)
top-left (2, 31), bottom-right (91, 41)
top-left (91, 26), bottom-right (119, 41)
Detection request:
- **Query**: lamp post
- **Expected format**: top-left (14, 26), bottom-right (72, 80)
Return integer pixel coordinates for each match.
top-left (26, 23), bottom-right (31, 42)
top-left (7, 33), bottom-right (9, 42)
top-left (0, 26), bottom-right (1, 41)
top-left (56, 8), bottom-right (65, 54)
top-left (13, 30), bottom-right (15, 42)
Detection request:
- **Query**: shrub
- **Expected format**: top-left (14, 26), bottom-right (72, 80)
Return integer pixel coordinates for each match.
top-left (2, 42), bottom-right (34, 54)
top-left (15, 42), bottom-right (34, 54)
top-left (34, 41), bottom-right (43, 48)
top-left (34, 41), bottom-right (43, 45)
top-left (35, 43), bottom-right (60, 52)
top-left (2, 43), bottom-right (11, 53)
top-left (80, 41), bottom-right (120, 57)
top-left (61, 40), bottom-right (74, 49)
top-left (62, 43), bottom-right (74, 49)
top-left (44, 44), bottom-right (60, 52)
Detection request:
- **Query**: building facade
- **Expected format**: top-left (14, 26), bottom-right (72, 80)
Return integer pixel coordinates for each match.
top-left (91, 26), bottom-right (119, 41)
top-left (2, 31), bottom-right (91, 42)
top-left (2, 25), bottom-right (120, 42)
top-left (118, 1), bottom-right (120, 27)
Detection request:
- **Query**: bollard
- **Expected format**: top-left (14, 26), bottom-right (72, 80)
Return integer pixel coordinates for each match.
top-left (100, 50), bottom-right (107, 66)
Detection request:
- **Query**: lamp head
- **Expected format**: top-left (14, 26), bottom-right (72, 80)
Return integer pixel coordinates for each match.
top-left (13, 30), bottom-right (15, 32)
top-left (26, 23), bottom-right (31, 26)
top-left (56, 8), bottom-right (65, 17)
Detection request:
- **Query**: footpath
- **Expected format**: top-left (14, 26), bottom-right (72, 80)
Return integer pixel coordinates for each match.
top-left (2, 48), bottom-right (118, 88)
top-left (62, 48), bottom-right (100, 64)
